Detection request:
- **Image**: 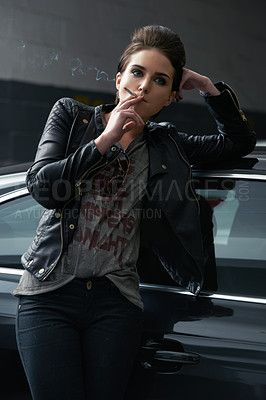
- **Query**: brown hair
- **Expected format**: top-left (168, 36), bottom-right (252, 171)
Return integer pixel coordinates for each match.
top-left (117, 25), bottom-right (186, 92)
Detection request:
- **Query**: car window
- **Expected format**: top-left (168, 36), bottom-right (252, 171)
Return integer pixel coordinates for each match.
top-left (195, 178), bottom-right (266, 298)
top-left (138, 177), bottom-right (266, 299)
top-left (0, 195), bottom-right (44, 268)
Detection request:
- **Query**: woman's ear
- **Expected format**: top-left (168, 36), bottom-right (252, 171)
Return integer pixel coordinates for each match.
top-left (116, 72), bottom-right (122, 90)
top-left (165, 91), bottom-right (177, 106)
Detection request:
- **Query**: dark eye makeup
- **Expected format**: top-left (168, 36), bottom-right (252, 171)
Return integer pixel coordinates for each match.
top-left (154, 77), bottom-right (166, 86)
top-left (131, 69), bottom-right (143, 77)
top-left (131, 68), bottom-right (167, 86)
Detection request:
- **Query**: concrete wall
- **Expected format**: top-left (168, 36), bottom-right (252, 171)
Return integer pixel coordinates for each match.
top-left (0, 0), bottom-right (265, 165)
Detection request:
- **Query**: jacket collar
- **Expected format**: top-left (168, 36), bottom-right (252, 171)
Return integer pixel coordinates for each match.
top-left (145, 123), bottom-right (169, 178)
top-left (94, 104), bottom-right (116, 135)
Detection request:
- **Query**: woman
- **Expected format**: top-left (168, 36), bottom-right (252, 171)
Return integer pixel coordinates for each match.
top-left (14, 25), bottom-right (256, 400)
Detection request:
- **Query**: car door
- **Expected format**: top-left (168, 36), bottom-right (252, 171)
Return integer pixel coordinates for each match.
top-left (127, 176), bottom-right (266, 400)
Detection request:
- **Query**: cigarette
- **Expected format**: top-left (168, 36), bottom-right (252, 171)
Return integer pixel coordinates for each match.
top-left (124, 87), bottom-right (137, 98)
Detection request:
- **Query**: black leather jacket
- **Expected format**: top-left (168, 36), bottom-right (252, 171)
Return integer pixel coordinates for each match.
top-left (21, 82), bottom-right (256, 295)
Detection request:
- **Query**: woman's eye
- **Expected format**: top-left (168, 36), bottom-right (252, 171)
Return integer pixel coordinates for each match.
top-left (131, 69), bottom-right (142, 77)
top-left (155, 77), bottom-right (166, 86)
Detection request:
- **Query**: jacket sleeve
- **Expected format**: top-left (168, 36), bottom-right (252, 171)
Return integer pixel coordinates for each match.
top-left (176, 82), bottom-right (256, 165)
top-left (26, 98), bottom-right (103, 209)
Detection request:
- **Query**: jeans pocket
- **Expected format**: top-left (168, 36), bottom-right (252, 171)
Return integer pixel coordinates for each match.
top-left (109, 283), bottom-right (142, 314)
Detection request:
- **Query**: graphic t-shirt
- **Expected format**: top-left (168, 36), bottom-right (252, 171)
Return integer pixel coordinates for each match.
top-left (68, 131), bottom-right (149, 308)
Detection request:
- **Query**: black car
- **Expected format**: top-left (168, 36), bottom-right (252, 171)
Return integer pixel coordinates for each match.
top-left (0, 150), bottom-right (266, 399)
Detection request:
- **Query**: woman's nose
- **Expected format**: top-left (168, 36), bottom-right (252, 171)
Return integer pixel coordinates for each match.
top-left (138, 79), bottom-right (150, 93)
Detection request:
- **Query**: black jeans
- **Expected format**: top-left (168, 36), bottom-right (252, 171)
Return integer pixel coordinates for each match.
top-left (16, 277), bottom-right (143, 400)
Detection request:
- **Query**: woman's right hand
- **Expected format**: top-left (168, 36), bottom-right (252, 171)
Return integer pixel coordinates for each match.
top-left (95, 96), bottom-right (145, 154)
top-left (176, 68), bottom-right (220, 102)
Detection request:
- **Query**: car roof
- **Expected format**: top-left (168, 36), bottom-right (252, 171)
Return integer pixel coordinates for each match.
top-left (192, 146), bottom-right (266, 178)
top-left (0, 172), bottom-right (27, 195)
top-left (0, 163), bottom-right (30, 195)
top-left (0, 162), bottom-right (31, 175)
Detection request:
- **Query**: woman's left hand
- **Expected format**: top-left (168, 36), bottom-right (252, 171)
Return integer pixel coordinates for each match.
top-left (176, 68), bottom-right (220, 101)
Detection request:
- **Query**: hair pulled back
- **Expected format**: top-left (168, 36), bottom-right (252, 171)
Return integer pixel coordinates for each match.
top-left (117, 25), bottom-right (186, 92)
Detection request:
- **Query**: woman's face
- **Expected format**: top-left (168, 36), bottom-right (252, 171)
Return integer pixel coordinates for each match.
top-left (116, 48), bottom-right (176, 122)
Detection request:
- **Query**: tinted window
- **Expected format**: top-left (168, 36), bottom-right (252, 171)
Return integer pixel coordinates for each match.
top-left (0, 195), bottom-right (44, 268)
top-left (195, 178), bottom-right (266, 298)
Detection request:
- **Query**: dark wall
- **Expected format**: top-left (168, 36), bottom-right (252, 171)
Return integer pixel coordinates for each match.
top-left (0, 79), bottom-right (114, 166)
top-left (0, 79), bottom-right (264, 167)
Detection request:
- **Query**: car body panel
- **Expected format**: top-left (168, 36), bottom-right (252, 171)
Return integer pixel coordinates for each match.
top-left (127, 285), bottom-right (266, 400)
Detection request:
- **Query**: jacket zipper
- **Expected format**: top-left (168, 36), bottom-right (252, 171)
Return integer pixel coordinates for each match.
top-left (41, 194), bottom-right (76, 281)
top-left (75, 149), bottom-right (125, 195)
top-left (224, 84), bottom-right (247, 122)
top-left (75, 156), bottom-right (107, 196)
top-left (168, 133), bottom-right (200, 214)
top-left (42, 155), bottom-right (116, 280)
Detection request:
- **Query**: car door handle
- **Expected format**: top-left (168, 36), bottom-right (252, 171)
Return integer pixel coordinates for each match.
top-left (152, 350), bottom-right (199, 364)
top-left (142, 347), bottom-right (200, 365)
top-left (141, 340), bottom-right (200, 373)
